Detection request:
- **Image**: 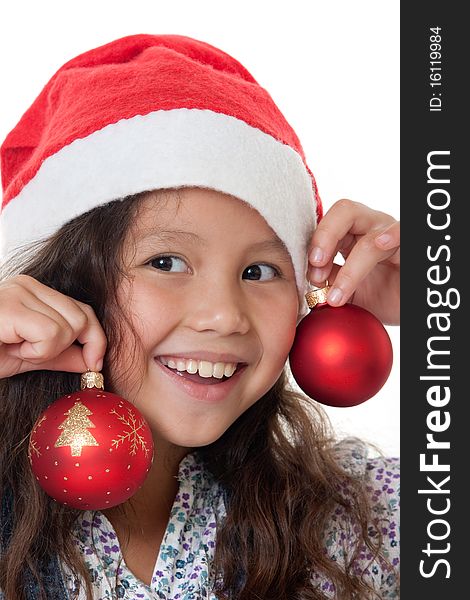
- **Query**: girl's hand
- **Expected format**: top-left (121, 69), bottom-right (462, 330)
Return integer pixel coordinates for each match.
top-left (0, 274), bottom-right (107, 379)
top-left (307, 199), bottom-right (400, 325)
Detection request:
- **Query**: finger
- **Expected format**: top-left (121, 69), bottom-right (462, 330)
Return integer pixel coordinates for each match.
top-left (5, 304), bottom-right (82, 361)
top-left (21, 301), bottom-right (106, 372)
top-left (1, 299), bottom-right (73, 349)
top-left (308, 260), bottom-right (334, 287)
top-left (374, 221), bottom-right (400, 251)
top-left (325, 237), bottom-right (398, 306)
top-left (6, 303), bottom-right (104, 373)
top-left (308, 234), bottom-right (355, 285)
top-left (74, 302), bottom-right (107, 371)
top-left (387, 246), bottom-right (400, 266)
top-left (40, 344), bottom-right (91, 373)
top-left (6, 341), bottom-right (90, 375)
top-left (308, 219), bottom-right (400, 289)
top-left (19, 277), bottom-right (107, 370)
top-left (3, 281), bottom-right (106, 371)
top-left (308, 199), bottom-right (395, 267)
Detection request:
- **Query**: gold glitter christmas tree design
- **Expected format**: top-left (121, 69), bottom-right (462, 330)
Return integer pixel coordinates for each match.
top-left (110, 407), bottom-right (150, 457)
top-left (55, 401), bottom-right (99, 457)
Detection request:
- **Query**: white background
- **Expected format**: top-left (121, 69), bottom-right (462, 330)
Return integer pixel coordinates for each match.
top-left (0, 1), bottom-right (399, 456)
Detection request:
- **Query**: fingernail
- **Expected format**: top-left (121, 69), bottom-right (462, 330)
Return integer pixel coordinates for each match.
top-left (328, 287), bottom-right (343, 305)
top-left (375, 233), bottom-right (392, 248)
top-left (310, 247), bottom-right (324, 264)
top-left (96, 358), bottom-right (104, 372)
top-left (310, 267), bottom-right (325, 283)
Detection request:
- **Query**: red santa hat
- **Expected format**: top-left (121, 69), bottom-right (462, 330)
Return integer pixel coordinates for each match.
top-left (0, 34), bottom-right (321, 318)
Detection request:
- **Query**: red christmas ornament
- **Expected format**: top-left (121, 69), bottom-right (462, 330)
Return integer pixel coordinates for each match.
top-left (28, 371), bottom-right (154, 510)
top-left (289, 285), bottom-right (393, 407)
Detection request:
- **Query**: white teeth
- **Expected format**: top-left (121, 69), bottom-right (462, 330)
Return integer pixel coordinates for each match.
top-left (186, 359), bottom-right (198, 374)
top-left (159, 356), bottom-right (239, 378)
top-left (198, 361), bottom-right (214, 378)
top-left (212, 362), bottom-right (226, 379)
top-left (224, 364), bottom-right (237, 377)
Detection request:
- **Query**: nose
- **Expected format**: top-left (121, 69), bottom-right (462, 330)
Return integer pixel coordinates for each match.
top-left (184, 276), bottom-right (251, 336)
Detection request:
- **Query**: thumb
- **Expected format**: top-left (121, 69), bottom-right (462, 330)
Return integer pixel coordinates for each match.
top-left (40, 343), bottom-right (94, 373)
top-left (12, 343), bottom-right (93, 374)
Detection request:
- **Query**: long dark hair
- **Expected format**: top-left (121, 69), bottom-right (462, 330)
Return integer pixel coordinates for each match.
top-left (0, 189), bottom-right (396, 599)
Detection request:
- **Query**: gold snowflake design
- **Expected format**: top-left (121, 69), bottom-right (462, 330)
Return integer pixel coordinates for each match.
top-left (110, 407), bottom-right (150, 457)
top-left (28, 415), bottom-right (47, 463)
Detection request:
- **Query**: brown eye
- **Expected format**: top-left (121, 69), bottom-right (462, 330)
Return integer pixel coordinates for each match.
top-left (243, 264), bottom-right (279, 281)
top-left (149, 255), bottom-right (188, 272)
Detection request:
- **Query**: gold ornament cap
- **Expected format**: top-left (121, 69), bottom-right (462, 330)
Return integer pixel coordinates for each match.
top-left (305, 282), bottom-right (331, 309)
top-left (80, 370), bottom-right (104, 390)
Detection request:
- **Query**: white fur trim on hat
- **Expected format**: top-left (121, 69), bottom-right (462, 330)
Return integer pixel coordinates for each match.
top-left (0, 108), bottom-right (316, 318)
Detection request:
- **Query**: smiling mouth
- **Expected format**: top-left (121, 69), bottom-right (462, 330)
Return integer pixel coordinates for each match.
top-left (157, 360), bottom-right (247, 385)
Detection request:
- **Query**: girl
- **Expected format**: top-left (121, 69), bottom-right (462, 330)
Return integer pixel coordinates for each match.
top-left (0, 34), bottom-right (400, 600)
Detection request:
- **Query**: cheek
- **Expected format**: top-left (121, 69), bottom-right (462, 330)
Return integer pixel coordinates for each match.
top-left (121, 280), bottom-right (178, 339)
top-left (108, 282), bottom-right (177, 388)
top-left (261, 292), bottom-right (299, 365)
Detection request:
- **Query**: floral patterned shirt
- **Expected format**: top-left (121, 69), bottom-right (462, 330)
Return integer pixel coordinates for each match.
top-left (63, 439), bottom-right (400, 599)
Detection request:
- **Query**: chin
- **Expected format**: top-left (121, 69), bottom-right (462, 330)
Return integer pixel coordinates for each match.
top-left (173, 431), bottom-right (225, 449)
top-left (156, 421), bottom-right (230, 449)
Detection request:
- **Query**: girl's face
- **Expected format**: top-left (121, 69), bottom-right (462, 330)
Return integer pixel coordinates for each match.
top-left (111, 187), bottom-right (299, 450)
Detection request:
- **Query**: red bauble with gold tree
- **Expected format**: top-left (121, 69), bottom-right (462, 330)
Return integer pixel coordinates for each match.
top-left (28, 371), bottom-right (154, 510)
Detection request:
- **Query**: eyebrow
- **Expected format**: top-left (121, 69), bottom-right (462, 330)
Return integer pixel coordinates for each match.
top-left (137, 230), bottom-right (292, 262)
top-left (139, 230), bottom-right (205, 246)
